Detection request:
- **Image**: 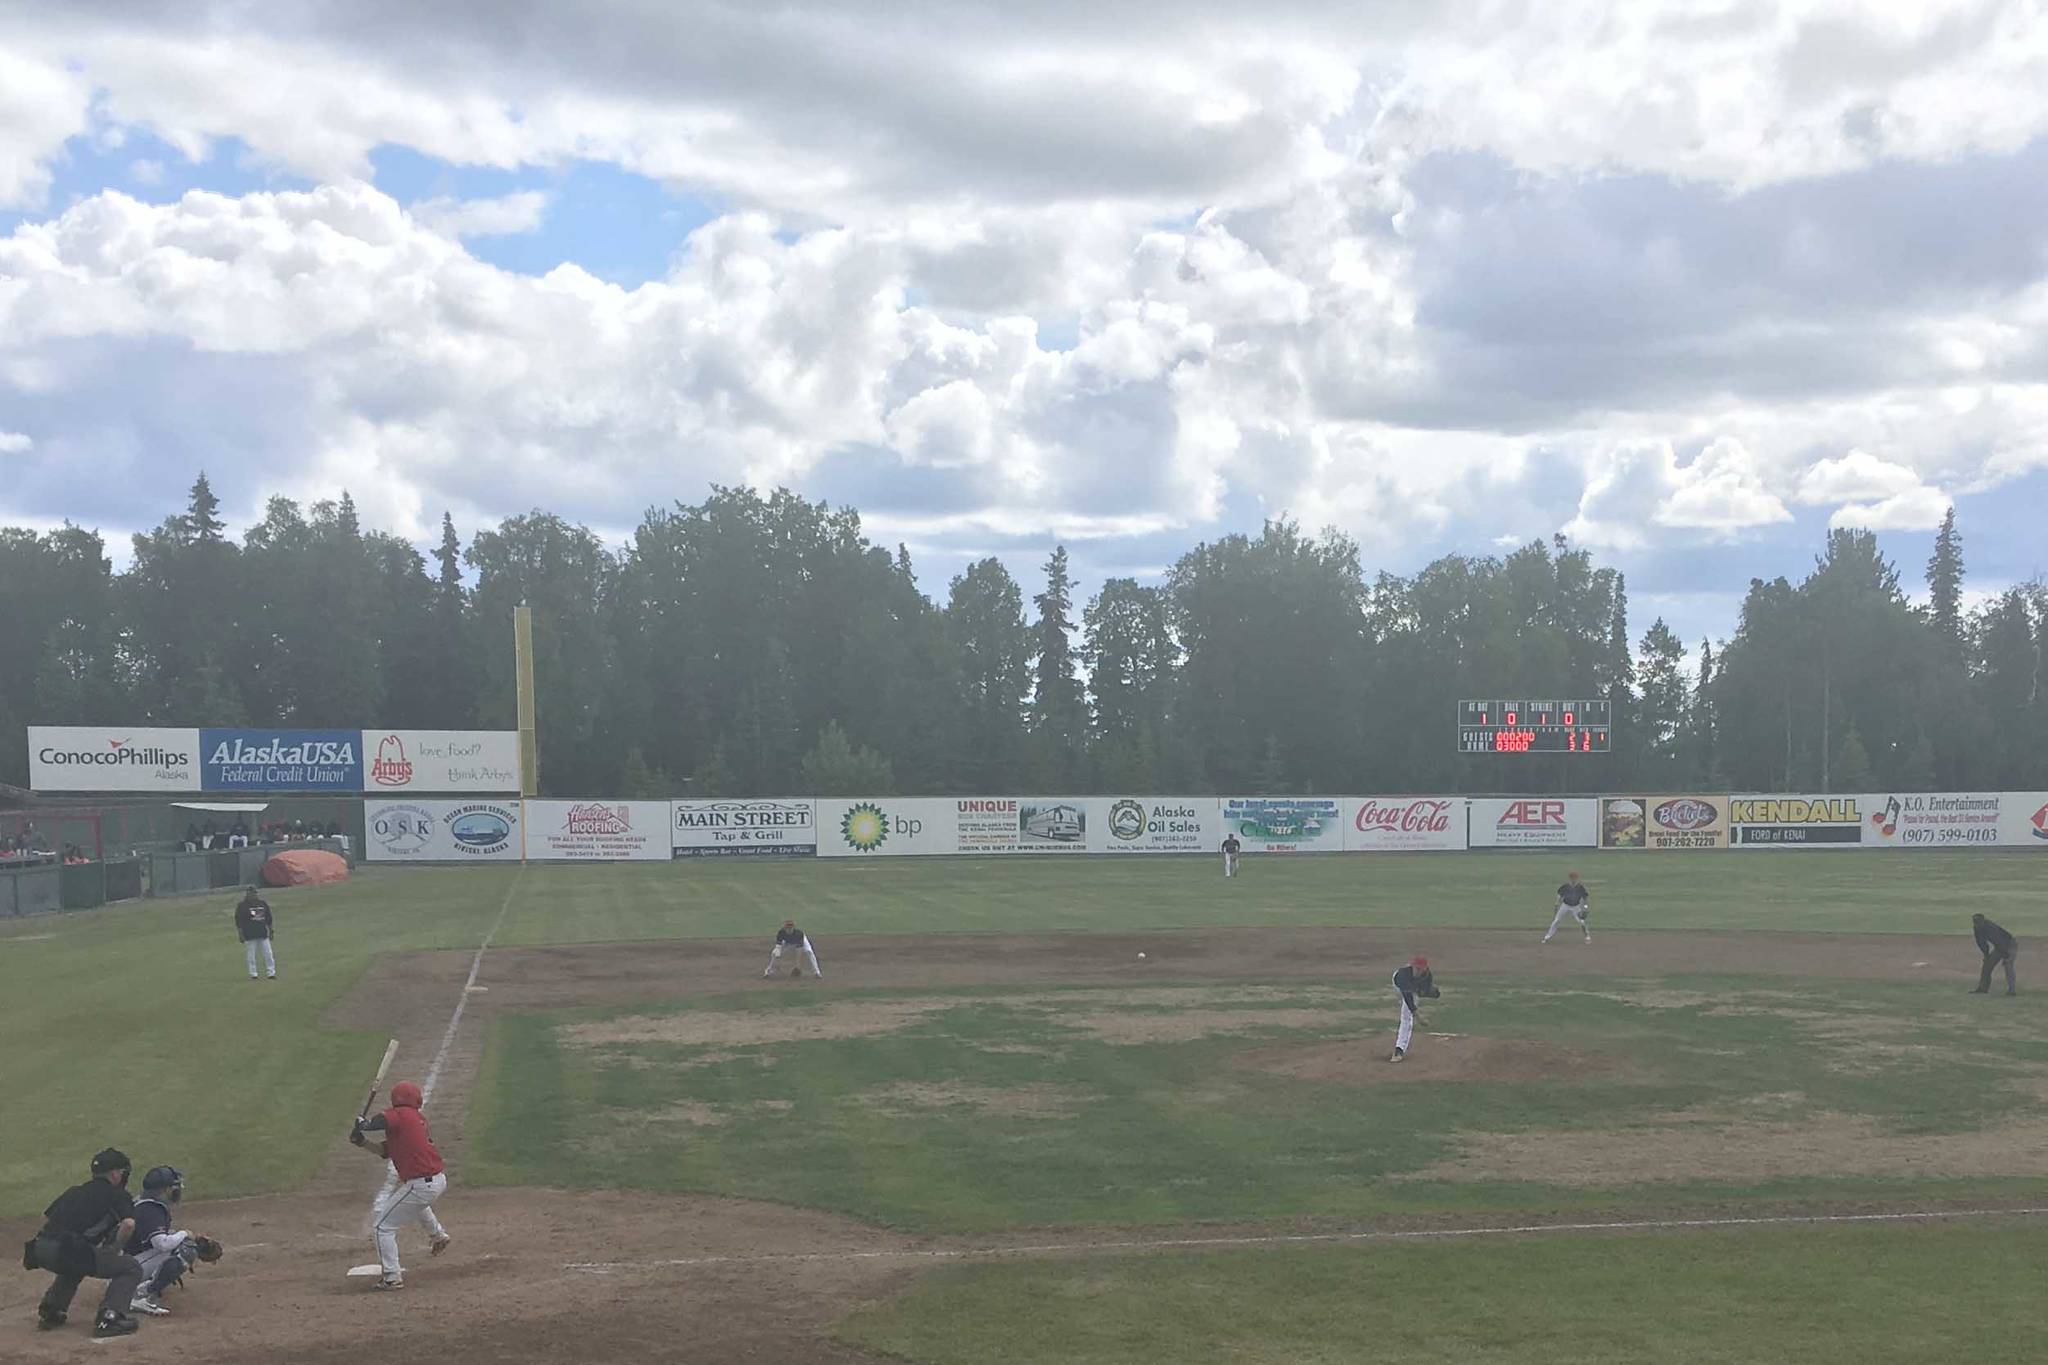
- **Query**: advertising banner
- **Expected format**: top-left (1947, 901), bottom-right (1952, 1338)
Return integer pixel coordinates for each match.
top-left (28, 726), bottom-right (201, 792)
top-left (816, 797), bottom-right (960, 857)
top-left (1091, 797), bottom-right (1220, 853)
top-left (1730, 795), bottom-right (1872, 847)
top-left (1467, 798), bottom-right (1598, 849)
top-left (946, 797), bottom-right (1091, 854)
top-left (363, 730), bottom-right (520, 792)
top-left (201, 728), bottom-right (363, 792)
top-left (672, 799), bottom-right (818, 857)
top-left (1221, 797), bottom-right (1344, 853)
top-left (1344, 796), bottom-right (1466, 852)
top-left (1601, 795), bottom-right (1728, 850)
top-left (523, 800), bottom-right (668, 860)
top-left (364, 799), bottom-right (521, 861)
top-left (2004, 795), bottom-right (2048, 846)
top-left (1864, 792), bottom-right (2017, 848)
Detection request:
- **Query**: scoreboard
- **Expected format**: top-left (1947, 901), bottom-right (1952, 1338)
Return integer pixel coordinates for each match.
top-left (1458, 699), bottom-right (1611, 754)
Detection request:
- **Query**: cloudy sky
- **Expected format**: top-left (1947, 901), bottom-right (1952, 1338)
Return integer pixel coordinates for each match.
top-left (4, 1), bottom-right (2047, 650)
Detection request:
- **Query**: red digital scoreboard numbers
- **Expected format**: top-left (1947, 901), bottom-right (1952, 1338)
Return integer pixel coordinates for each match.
top-left (1458, 699), bottom-right (1611, 754)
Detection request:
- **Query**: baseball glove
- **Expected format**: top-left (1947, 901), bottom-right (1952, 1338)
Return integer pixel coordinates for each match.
top-left (192, 1235), bottom-right (224, 1264)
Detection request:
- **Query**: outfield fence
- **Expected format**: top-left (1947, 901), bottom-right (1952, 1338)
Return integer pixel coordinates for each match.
top-left (361, 792), bottom-right (2048, 862)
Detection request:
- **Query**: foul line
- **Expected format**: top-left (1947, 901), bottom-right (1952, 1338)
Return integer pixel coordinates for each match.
top-left (363, 868), bottom-right (524, 1231)
top-left (564, 1205), bottom-right (2048, 1273)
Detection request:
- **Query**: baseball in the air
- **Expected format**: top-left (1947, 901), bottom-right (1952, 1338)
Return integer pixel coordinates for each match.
top-left (1137, 952), bottom-right (1147, 959)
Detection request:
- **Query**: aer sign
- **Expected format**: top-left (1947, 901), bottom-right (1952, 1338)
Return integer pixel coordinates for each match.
top-left (1466, 798), bottom-right (1597, 848)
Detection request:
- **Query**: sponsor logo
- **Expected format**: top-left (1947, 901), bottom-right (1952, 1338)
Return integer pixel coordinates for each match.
top-left (1730, 798), bottom-right (1858, 823)
top-left (958, 799), bottom-right (1018, 814)
top-left (35, 739), bottom-right (194, 769)
top-left (370, 734), bottom-right (415, 787)
top-left (1653, 798), bottom-right (1718, 831)
top-left (1871, 795), bottom-right (1902, 837)
top-left (207, 735), bottom-right (359, 768)
top-left (369, 804), bottom-right (434, 856)
top-left (446, 804), bottom-right (515, 856)
top-left (562, 802), bottom-right (633, 835)
top-left (1354, 798), bottom-right (1454, 833)
top-left (674, 803), bottom-right (813, 831)
top-left (1497, 800), bottom-right (1567, 829)
top-left (1108, 799), bottom-right (1146, 842)
top-left (2033, 803), bottom-right (2048, 841)
top-left (842, 801), bottom-right (889, 852)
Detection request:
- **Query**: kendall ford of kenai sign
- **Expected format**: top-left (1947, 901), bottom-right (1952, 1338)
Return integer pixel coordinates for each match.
top-left (201, 729), bottom-right (362, 792)
top-left (1730, 795), bottom-right (1869, 847)
top-left (672, 799), bottom-right (817, 857)
top-left (28, 727), bottom-right (200, 792)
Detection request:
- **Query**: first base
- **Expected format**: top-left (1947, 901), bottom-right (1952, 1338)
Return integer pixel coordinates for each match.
top-left (346, 1263), bottom-right (385, 1277)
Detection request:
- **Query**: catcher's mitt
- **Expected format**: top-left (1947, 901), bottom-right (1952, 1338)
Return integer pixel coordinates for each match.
top-left (192, 1235), bottom-right (224, 1264)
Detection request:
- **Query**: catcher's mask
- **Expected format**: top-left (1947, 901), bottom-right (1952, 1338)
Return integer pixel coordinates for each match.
top-left (391, 1080), bottom-right (424, 1109)
top-left (142, 1165), bottom-right (184, 1202)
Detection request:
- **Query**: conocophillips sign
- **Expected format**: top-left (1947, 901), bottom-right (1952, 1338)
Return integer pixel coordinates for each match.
top-left (27, 727), bottom-right (199, 791)
top-left (27, 726), bottom-right (520, 793)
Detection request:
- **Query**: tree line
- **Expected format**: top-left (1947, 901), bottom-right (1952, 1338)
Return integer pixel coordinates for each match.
top-left (2, 478), bottom-right (2042, 797)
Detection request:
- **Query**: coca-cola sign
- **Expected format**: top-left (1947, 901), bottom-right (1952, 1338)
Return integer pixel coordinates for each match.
top-left (1344, 797), bottom-right (1466, 852)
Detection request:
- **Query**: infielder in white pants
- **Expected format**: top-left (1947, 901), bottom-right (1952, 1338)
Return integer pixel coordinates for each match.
top-left (765, 920), bottom-right (823, 978)
top-left (1542, 872), bottom-right (1591, 944)
top-left (1388, 956), bottom-right (1439, 1061)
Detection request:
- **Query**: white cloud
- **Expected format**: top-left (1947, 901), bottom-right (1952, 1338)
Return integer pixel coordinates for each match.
top-left (0, 431), bottom-right (32, 453)
top-left (1794, 448), bottom-right (1925, 504)
top-left (412, 191), bottom-right (550, 239)
top-left (1791, 447), bottom-right (1951, 530)
top-left (0, 49), bottom-right (91, 208)
top-left (1564, 437), bottom-right (1791, 550)
top-left (1831, 484), bottom-right (1952, 530)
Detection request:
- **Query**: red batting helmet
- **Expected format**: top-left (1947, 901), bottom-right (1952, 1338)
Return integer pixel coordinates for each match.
top-left (1411, 955), bottom-right (1429, 970)
top-left (390, 1081), bottom-right (423, 1109)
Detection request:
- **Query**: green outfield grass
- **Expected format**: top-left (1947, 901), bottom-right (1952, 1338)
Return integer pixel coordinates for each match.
top-left (1, 849), bottom-right (2041, 1221)
top-left (836, 1219), bottom-right (2047, 1365)
top-left (468, 974), bottom-right (2048, 1232)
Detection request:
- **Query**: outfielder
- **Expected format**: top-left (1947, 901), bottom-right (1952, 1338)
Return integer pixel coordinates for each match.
top-left (1389, 956), bottom-right (1439, 1062)
top-left (1221, 832), bottom-right (1242, 877)
top-left (234, 886), bottom-right (277, 980)
top-left (1542, 872), bottom-right (1592, 944)
top-left (350, 1081), bottom-right (451, 1289)
top-left (764, 920), bottom-right (823, 978)
top-left (1972, 914), bottom-right (2018, 995)
top-left (123, 1166), bottom-right (223, 1316)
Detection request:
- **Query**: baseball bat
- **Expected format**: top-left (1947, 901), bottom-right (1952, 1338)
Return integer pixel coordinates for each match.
top-left (356, 1038), bottom-right (400, 1122)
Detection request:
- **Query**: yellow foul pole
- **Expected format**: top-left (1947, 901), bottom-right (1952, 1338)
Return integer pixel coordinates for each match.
top-left (514, 603), bottom-right (538, 862)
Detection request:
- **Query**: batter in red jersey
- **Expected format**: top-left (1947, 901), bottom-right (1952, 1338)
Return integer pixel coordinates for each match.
top-left (349, 1080), bottom-right (451, 1289)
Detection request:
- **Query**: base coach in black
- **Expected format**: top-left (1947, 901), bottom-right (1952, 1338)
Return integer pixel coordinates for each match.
top-left (1972, 913), bottom-right (2017, 996)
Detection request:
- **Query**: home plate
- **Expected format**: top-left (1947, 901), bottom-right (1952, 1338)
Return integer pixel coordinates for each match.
top-left (346, 1264), bottom-right (385, 1277)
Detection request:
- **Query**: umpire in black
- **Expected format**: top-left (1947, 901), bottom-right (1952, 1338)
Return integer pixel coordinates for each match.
top-left (25, 1147), bottom-right (146, 1337)
top-left (1972, 914), bottom-right (2018, 996)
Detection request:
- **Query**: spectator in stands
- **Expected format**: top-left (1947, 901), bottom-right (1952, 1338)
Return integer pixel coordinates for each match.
top-left (290, 819), bottom-right (306, 840)
top-left (324, 821), bottom-right (343, 839)
top-left (182, 824), bottom-right (201, 853)
top-left (228, 819), bottom-right (250, 849)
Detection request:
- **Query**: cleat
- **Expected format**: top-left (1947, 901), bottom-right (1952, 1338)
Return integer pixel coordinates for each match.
top-left (430, 1235), bottom-right (451, 1257)
top-left (375, 1276), bottom-right (404, 1290)
top-left (37, 1310), bottom-right (67, 1331)
top-left (1389, 1048), bottom-right (1405, 1063)
top-left (129, 1296), bottom-right (168, 1317)
top-left (92, 1312), bottom-right (139, 1338)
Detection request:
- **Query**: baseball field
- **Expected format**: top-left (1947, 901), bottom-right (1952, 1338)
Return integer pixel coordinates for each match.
top-left (2, 851), bottom-right (2044, 1362)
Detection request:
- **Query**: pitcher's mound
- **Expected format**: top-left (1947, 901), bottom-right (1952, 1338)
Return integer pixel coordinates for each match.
top-left (1240, 1035), bottom-right (1623, 1085)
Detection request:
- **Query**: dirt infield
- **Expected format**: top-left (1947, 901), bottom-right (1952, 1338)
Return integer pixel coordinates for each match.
top-left (0, 926), bottom-right (1992, 1363)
